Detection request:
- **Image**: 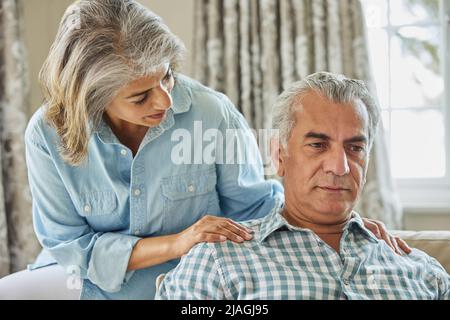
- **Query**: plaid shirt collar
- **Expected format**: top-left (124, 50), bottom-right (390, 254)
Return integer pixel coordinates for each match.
top-left (256, 202), bottom-right (380, 244)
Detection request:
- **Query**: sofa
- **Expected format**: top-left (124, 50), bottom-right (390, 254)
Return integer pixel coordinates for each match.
top-left (392, 230), bottom-right (450, 273)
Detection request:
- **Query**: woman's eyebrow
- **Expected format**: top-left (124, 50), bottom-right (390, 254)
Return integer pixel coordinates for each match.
top-left (125, 88), bottom-right (151, 99)
top-left (125, 68), bottom-right (171, 99)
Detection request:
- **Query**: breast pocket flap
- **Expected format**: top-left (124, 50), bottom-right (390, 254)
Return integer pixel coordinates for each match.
top-left (78, 190), bottom-right (117, 216)
top-left (161, 170), bottom-right (217, 201)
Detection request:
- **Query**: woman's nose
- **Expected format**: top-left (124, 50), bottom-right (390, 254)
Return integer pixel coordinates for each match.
top-left (152, 84), bottom-right (173, 111)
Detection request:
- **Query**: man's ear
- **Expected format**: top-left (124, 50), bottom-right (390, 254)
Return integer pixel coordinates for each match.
top-left (270, 137), bottom-right (286, 177)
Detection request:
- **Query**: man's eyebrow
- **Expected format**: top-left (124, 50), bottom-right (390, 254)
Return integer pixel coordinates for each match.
top-left (344, 135), bottom-right (368, 144)
top-left (304, 132), bottom-right (331, 140)
top-left (304, 132), bottom-right (368, 144)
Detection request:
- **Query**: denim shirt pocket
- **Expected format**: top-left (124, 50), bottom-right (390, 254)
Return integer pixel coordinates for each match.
top-left (78, 190), bottom-right (118, 216)
top-left (161, 168), bottom-right (218, 234)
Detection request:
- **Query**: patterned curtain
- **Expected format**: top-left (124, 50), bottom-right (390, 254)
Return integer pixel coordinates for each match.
top-left (0, 0), bottom-right (40, 277)
top-left (192, 0), bottom-right (403, 229)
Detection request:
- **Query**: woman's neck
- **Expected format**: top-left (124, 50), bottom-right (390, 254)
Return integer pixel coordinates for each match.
top-left (104, 114), bottom-right (149, 156)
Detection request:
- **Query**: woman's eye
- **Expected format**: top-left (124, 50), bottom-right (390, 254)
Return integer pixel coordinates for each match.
top-left (162, 69), bottom-right (173, 84)
top-left (134, 94), bottom-right (148, 105)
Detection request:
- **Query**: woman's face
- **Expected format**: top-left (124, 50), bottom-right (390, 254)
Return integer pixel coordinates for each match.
top-left (105, 63), bottom-right (174, 129)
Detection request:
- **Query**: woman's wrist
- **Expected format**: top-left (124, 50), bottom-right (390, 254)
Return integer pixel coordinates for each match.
top-left (128, 234), bottom-right (184, 271)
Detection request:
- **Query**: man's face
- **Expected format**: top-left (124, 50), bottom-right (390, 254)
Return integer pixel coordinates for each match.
top-left (276, 90), bottom-right (370, 225)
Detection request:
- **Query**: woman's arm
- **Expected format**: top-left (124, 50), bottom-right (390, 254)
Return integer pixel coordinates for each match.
top-left (128, 215), bottom-right (253, 271)
top-left (25, 127), bottom-right (140, 293)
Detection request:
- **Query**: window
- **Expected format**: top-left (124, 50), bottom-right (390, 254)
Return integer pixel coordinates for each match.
top-left (362, 0), bottom-right (450, 210)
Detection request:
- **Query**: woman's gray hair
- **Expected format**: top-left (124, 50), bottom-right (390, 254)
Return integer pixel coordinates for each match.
top-left (40, 0), bottom-right (186, 165)
top-left (271, 72), bottom-right (380, 152)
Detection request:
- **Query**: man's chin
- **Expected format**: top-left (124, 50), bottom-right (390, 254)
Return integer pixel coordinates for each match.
top-left (314, 203), bottom-right (354, 218)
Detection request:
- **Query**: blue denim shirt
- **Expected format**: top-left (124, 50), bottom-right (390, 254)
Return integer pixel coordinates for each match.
top-left (24, 74), bottom-right (284, 299)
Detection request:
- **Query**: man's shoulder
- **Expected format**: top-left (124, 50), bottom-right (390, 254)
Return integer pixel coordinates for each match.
top-left (186, 218), bottom-right (266, 261)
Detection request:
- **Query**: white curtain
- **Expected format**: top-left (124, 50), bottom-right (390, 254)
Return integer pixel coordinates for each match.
top-left (192, 0), bottom-right (403, 229)
top-left (0, 0), bottom-right (40, 277)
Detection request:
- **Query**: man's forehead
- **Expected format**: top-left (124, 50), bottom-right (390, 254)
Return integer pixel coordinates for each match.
top-left (293, 92), bottom-right (369, 138)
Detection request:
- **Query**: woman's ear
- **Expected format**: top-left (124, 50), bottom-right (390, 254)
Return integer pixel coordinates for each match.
top-left (270, 137), bottom-right (285, 177)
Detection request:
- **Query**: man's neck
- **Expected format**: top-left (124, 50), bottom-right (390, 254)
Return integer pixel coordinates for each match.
top-left (282, 206), bottom-right (352, 252)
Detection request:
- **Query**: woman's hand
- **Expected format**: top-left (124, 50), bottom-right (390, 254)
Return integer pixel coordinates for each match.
top-left (362, 218), bottom-right (412, 255)
top-left (174, 215), bottom-right (254, 256)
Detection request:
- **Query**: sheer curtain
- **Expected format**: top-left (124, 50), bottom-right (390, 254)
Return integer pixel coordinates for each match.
top-left (0, 0), bottom-right (40, 277)
top-left (192, 0), bottom-right (403, 228)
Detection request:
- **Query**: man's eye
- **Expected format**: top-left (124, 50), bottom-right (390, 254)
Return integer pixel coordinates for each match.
top-left (349, 145), bottom-right (365, 153)
top-left (308, 143), bottom-right (325, 149)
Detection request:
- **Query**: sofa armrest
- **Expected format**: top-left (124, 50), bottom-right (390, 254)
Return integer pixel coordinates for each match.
top-left (392, 230), bottom-right (450, 273)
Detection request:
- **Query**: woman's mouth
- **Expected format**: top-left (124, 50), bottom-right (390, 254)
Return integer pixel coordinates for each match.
top-left (144, 112), bottom-right (165, 120)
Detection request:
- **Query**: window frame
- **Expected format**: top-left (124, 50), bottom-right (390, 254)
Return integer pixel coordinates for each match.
top-left (398, 0), bottom-right (450, 211)
top-left (363, 0), bottom-right (450, 212)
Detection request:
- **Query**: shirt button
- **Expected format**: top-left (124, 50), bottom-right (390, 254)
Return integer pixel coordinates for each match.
top-left (84, 205), bottom-right (91, 213)
top-left (134, 189), bottom-right (141, 196)
top-left (120, 149), bottom-right (127, 156)
top-left (188, 185), bottom-right (195, 193)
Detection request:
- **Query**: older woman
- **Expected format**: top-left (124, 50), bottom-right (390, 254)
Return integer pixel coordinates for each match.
top-left (0, 0), bottom-right (408, 300)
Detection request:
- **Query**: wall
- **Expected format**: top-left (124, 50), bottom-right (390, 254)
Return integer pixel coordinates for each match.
top-left (23, 0), bottom-right (194, 113)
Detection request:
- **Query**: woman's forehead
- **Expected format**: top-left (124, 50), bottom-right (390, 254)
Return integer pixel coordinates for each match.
top-left (121, 64), bottom-right (170, 93)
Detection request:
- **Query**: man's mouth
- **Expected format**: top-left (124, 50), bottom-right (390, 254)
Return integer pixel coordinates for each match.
top-left (317, 186), bottom-right (350, 193)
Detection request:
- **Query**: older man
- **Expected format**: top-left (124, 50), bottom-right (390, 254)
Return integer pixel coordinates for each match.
top-left (156, 72), bottom-right (450, 300)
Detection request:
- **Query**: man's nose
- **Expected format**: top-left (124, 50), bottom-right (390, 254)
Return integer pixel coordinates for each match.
top-left (323, 147), bottom-right (350, 176)
top-left (152, 84), bottom-right (173, 111)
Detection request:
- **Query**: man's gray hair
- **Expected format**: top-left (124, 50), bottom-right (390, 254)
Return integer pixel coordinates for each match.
top-left (271, 72), bottom-right (380, 152)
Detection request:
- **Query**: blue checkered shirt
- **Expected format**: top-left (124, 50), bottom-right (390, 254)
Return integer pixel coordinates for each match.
top-left (156, 202), bottom-right (450, 300)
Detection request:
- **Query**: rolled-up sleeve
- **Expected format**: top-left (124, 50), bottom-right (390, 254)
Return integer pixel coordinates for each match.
top-left (25, 129), bottom-right (140, 293)
top-left (215, 97), bottom-right (284, 222)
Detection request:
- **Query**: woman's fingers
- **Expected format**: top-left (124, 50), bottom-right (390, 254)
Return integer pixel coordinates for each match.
top-left (364, 219), bottom-right (381, 238)
top-left (190, 215), bottom-right (253, 243)
top-left (378, 226), bottom-right (396, 253)
top-left (365, 219), bottom-right (399, 254)
top-left (201, 233), bottom-right (227, 243)
top-left (397, 238), bottom-right (412, 254)
top-left (201, 217), bottom-right (253, 243)
top-left (223, 220), bottom-right (253, 240)
top-left (211, 225), bottom-right (246, 243)
top-left (391, 236), bottom-right (402, 255)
